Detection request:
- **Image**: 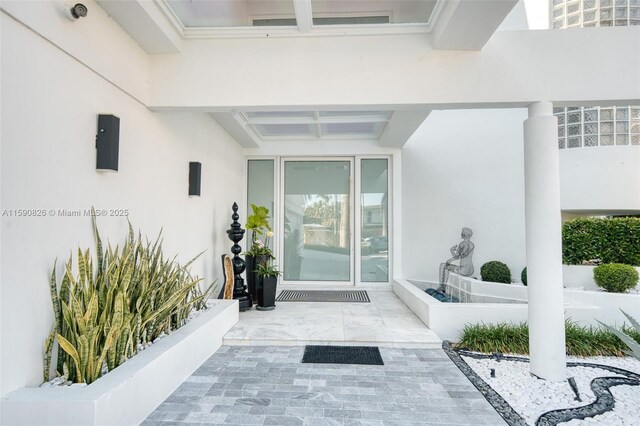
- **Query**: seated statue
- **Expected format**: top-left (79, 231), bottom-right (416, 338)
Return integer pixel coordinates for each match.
top-left (437, 227), bottom-right (474, 293)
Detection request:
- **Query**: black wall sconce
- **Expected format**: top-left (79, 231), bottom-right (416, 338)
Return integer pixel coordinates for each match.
top-left (189, 162), bottom-right (201, 196)
top-left (96, 114), bottom-right (119, 172)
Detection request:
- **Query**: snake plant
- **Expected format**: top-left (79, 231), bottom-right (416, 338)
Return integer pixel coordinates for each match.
top-left (44, 213), bottom-right (216, 384)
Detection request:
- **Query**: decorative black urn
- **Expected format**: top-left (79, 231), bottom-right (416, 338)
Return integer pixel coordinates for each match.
top-left (226, 203), bottom-right (252, 311)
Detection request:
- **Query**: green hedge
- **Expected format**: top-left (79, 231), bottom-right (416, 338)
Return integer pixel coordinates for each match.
top-left (563, 218), bottom-right (640, 266)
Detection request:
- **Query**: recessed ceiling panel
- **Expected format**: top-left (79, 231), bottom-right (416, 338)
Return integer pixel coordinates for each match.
top-left (240, 109), bottom-right (392, 141)
top-left (246, 111), bottom-right (315, 119)
top-left (319, 111), bottom-right (390, 118)
top-left (167, 0), bottom-right (296, 27)
top-left (310, 0), bottom-right (438, 24)
top-left (253, 123), bottom-right (315, 137)
top-left (320, 122), bottom-right (384, 136)
top-left (165, 0), bottom-right (438, 28)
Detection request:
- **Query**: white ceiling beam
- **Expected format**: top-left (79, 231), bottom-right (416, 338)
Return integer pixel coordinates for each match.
top-left (293, 0), bottom-right (313, 33)
top-left (96, 0), bottom-right (183, 54)
top-left (379, 110), bottom-right (432, 148)
top-left (148, 27), bottom-right (640, 109)
top-left (182, 23), bottom-right (429, 39)
top-left (209, 113), bottom-right (261, 148)
top-left (431, 0), bottom-right (518, 50)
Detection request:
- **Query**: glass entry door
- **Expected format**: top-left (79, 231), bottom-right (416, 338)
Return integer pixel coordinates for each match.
top-left (282, 160), bottom-right (353, 282)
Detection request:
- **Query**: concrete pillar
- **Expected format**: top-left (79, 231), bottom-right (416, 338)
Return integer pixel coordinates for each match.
top-left (523, 101), bottom-right (567, 381)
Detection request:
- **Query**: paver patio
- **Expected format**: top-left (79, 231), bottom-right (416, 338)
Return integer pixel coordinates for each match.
top-left (143, 345), bottom-right (506, 425)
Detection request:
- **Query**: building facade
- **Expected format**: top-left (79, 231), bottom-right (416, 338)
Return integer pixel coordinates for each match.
top-left (1, 0), bottom-right (639, 394)
top-left (552, 0), bottom-right (640, 149)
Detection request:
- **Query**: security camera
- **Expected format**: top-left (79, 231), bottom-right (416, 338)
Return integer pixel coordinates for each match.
top-left (71, 3), bottom-right (88, 18)
top-left (65, 3), bottom-right (87, 20)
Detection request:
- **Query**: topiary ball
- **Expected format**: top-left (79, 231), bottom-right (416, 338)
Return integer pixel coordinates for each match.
top-left (593, 263), bottom-right (639, 293)
top-left (521, 267), bottom-right (527, 286)
top-left (480, 261), bottom-right (511, 284)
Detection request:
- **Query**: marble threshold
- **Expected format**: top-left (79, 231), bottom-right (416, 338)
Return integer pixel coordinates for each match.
top-left (223, 285), bottom-right (442, 348)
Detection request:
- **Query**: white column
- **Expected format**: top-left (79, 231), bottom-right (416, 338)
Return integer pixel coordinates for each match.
top-left (523, 101), bottom-right (567, 382)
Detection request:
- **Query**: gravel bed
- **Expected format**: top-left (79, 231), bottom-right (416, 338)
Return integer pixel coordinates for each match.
top-left (459, 352), bottom-right (640, 425)
top-left (560, 385), bottom-right (640, 425)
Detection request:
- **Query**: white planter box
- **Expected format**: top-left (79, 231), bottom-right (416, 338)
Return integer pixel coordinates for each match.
top-left (1, 300), bottom-right (239, 426)
top-left (394, 278), bottom-right (530, 341)
top-left (397, 274), bottom-right (640, 341)
top-left (563, 264), bottom-right (640, 291)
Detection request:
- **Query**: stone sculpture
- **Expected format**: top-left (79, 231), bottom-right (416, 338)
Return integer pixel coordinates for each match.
top-left (437, 227), bottom-right (475, 293)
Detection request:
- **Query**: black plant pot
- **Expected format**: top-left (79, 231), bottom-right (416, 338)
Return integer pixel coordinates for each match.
top-left (245, 254), bottom-right (269, 303)
top-left (245, 255), bottom-right (256, 301)
top-left (256, 276), bottom-right (277, 311)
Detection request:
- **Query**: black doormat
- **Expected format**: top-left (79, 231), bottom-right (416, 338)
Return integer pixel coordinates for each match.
top-left (302, 345), bottom-right (384, 365)
top-left (276, 290), bottom-right (370, 303)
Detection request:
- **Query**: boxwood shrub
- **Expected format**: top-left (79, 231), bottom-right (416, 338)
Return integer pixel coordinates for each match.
top-left (563, 217), bottom-right (640, 266)
top-left (593, 263), bottom-right (639, 293)
top-left (480, 261), bottom-right (511, 283)
top-left (521, 267), bottom-right (527, 286)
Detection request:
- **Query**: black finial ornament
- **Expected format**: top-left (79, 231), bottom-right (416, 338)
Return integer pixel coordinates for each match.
top-left (227, 202), bottom-right (252, 311)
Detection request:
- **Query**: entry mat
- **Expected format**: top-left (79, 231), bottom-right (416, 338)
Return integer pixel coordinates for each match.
top-left (302, 345), bottom-right (384, 365)
top-left (276, 290), bottom-right (370, 303)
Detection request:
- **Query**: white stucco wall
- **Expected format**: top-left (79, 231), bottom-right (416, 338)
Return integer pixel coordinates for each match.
top-left (1, 0), bottom-right (150, 104)
top-left (401, 109), bottom-right (528, 283)
top-left (559, 146), bottom-right (640, 212)
top-left (0, 10), bottom-right (244, 396)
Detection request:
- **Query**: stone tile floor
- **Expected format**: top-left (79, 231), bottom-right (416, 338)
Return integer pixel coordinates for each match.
top-left (143, 346), bottom-right (506, 425)
top-left (223, 290), bottom-right (441, 348)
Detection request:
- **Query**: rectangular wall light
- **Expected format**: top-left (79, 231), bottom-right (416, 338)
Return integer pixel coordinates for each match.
top-left (189, 162), bottom-right (201, 196)
top-left (96, 114), bottom-right (120, 172)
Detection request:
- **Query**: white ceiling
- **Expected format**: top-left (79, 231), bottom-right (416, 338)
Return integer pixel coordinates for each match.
top-left (95, 0), bottom-right (518, 148)
top-left (311, 0), bottom-right (436, 24)
top-left (240, 110), bottom-right (392, 140)
top-left (97, 0), bottom-right (518, 50)
top-left (210, 108), bottom-right (431, 148)
top-left (166, 0), bottom-right (296, 27)
top-left (165, 0), bottom-right (438, 28)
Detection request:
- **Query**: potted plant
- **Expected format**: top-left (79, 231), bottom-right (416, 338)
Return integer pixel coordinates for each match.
top-left (246, 204), bottom-right (271, 244)
top-left (255, 262), bottom-right (281, 311)
top-left (244, 204), bottom-right (273, 302)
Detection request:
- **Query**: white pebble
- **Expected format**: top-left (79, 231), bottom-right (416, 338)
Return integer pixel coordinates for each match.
top-left (461, 355), bottom-right (640, 425)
